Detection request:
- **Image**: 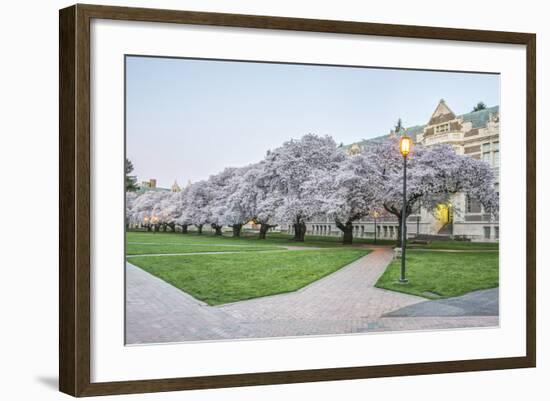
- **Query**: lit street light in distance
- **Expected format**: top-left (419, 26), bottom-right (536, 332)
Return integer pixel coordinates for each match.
top-left (398, 135), bottom-right (412, 284)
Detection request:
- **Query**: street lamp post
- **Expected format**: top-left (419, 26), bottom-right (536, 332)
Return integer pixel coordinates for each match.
top-left (399, 135), bottom-right (412, 284)
top-left (448, 202), bottom-right (453, 238)
top-left (373, 211), bottom-right (379, 244)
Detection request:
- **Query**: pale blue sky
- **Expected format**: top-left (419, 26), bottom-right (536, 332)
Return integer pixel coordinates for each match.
top-left (126, 56), bottom-right (499, 188)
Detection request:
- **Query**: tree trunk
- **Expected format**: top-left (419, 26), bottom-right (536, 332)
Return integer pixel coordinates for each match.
top-left (396, 224), bottom-right (401, 247)
top-left (395, 222), bottom-right (407, 247)
top-left (162, 223), bottom-right (167, 232)
top-left (232, 224), bottom-right (242, 237)
top-left (146, 224), bottom-right (151, 232)
top-left (196, 224), bottom-right (203, 235)
top-left (384, 203), bottom-right (411, 247)
top-left (154, 224), bottom-right (159, 232)
top-left (336, 220), bottom-right (354, 245)
top-left (180, 224), bottom-right (188, 234)
top-left (211, 224), bottom-right (223, 236)
top-left (293, 221), bottom-right (306, 242)
top-left (259, 223), bottom-right (272, 239)
top-left (167, 223), bottom-right (176, 232)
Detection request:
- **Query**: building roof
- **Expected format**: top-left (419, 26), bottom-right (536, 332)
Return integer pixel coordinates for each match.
top-left (345, 125), bottom-right (425, 151)
top-left (136, 186), bottom-right (170, 194)
top-left (345, 103), bottom-right (499, 150)
top-left (403, 124), bottom-right (425, 138)
top-left (428, 99), bottom-right (456, 125)
top-left (458, 105), bottom-right (499, 129)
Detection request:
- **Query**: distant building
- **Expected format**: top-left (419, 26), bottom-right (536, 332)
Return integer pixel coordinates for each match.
top-left (136, 178), bottom-right (170, 194)
top-left (141, 178), bottom-right (157, 189)
top-left (347, 143), bottom-right (362, 156)
top-left (297, 100), bottom-right (500, 242)
top-left (171, 180), bottom-right (182, 193)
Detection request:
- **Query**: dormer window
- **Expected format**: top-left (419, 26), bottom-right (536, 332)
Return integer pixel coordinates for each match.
top-left (435, 123), bottom-right (450, 134)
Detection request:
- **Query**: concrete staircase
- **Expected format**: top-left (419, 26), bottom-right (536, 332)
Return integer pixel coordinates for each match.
top-left (414, 234), bottom-right (452, 241)
top-left (413, 224), bottom-right (453, 241)
top-left (437, 223), bottom-right (453, 236)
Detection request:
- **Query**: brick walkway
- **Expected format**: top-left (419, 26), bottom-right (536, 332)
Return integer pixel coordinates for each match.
top-left (126, 262), bottom-right (252, 344)
top-left (217, 247), bottom-right (424, 333)
top-left (126, 247), bottom-right (498, 344)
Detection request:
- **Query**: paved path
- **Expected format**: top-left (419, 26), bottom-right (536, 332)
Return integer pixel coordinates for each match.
top-left (383, 288), bottom-right (499, 317)
top-left (216, 247), bottom-right (424, 336)
top-left (126, 262), bottom-right (253, 344)
top-left (126, 247), bottom-right (499, 344)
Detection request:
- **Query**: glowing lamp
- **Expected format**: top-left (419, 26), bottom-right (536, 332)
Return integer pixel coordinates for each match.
top-left (399, 135), bottom-right (412, 157)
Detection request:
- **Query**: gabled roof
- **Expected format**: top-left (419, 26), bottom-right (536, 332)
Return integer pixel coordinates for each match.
top-left (428, 99), bottom-right (456, 125)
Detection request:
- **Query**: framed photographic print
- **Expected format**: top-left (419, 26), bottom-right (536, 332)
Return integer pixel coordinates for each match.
top-left (59, 4), bottom-right (536, 397)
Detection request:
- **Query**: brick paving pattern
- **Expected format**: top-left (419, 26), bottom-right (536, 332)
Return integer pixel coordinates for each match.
top-left (126, 247), bottom-right (499, 344)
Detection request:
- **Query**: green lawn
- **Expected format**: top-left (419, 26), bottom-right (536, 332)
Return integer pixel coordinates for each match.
top-left (261, 232), bottom-right (397, 246)
top-left (375, 250), bottom-right (499, 299)
top-left (127, 231), bottom-right (499, 303)
top-left (126, 232), bottom-right (288, 255)
top-left (127, 243), bottom-right (284, 255)
top-left (127, 230), bottom-right (395, 249)
top-left (129, 249), bottom-right (369, 305)
top-left (127, 231), bottom-right (498, 251)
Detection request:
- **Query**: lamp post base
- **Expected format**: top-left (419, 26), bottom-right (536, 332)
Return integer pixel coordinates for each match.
top-left (398, 279), bottom-right (409, 284)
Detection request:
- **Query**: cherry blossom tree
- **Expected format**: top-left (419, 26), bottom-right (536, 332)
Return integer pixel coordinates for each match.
top-left (172, 188), bottom-right (191, 234)
top-left (130, 191), bottom-right (166, 231)
top-left (184, 181), bottom-right (212, 234)
top-left (219, 165), bottom-right (259, 237)
top-left (125, 191), bottom-right (138, 229)
top-left (228, 162), bottom-right (279, 239)
top-left (313, 154), bottom-right (378, 244)
top-left (262, 134), bottom-right (346, 241)
top-left (206, 167), bottom-right (241, 235)
top-left (153, 192), bottom-right (181, 232)
top-left (256, 198), bottom-right (281, 239)
top-left (363, 137), bottom-right (499, 245)
top-left (124, 133), bottom-right (498, 247)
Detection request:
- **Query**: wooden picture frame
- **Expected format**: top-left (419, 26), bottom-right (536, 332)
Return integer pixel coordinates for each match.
top-left (59, 3), bottom-right (536, 397)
